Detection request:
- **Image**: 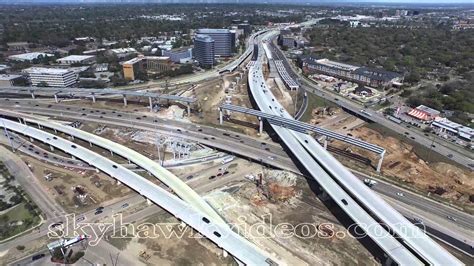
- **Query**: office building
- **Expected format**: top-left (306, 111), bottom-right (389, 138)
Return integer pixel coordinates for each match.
top-left (57, 55), bottom-right (96, 65)
top-left (0, 74), bottom-right (24, 87)
top-left (193, 34), bottom-right (215, 69)
top-left (196, 29), bottom-right (233, 57)
top-left (162, 47), bottom-right (193, 63)
top-left (122, 56), bottom-right (174, 81)
top-left (302, 57), bottom-right (403, 88)
top-left (23, 67), bottom-right (77, 87)
top-left (237, 23), bottom-right (252, 36)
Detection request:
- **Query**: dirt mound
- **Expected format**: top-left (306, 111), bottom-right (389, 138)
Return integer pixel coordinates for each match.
top-left (351, 127), bottom-right (474, 207)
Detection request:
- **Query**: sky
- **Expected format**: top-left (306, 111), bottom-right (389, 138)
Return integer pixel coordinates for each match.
top-left (1, 0), bottom-right (473, 4)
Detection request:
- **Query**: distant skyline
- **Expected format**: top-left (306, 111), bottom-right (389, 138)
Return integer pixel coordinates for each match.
top-left (0, 0), bottom-right (473, 4)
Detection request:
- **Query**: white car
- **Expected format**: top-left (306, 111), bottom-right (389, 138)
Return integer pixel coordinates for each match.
top-left (396, 192), bottom-right (404, 197)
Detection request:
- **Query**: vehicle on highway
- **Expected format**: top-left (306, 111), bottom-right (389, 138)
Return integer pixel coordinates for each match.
top-left (76, 216), bottom-right (86, 222)
top-left (186, 175), bottom-right (194, 180)
top-left (121, 203), bottom-right (129, 208)
top-left (221, 156), bottom-right (235, 165)
top-left (268, 156), bottom-right (275, 160)
top-left (363, 179), bottom-right (377, 188)
top-left (413, 217), bottom-right (424, 224)
top-left (446, 216), bottom-right (458, 222)
top-left (447, 154), bottom-right (453, 158)
top-left (396, 192), bottom-right (404, 197)
top-left (32, 253), bottom-right (45, 261)
top-left (209, 175), bottom-right (216, 180)
top-left (94, 210), bottom-right (103, 215)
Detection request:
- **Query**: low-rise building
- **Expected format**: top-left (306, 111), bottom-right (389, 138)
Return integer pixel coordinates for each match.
top-left (57, 55), bottom-right (96, 65)
top-left (110, 48), bottom-right (137, 59)
top-left (162, 47), bottom-right (193, 63)
top-left (0, 74), bottom-right (25, 87)
top-left (122, 56), bottom-right (174, 81)
top-left (6, 42), bottom-right (29, 51)
top-left (8, 52), bottom-right (54, 62)
top-left (407, 105), bottom-right (440, 122)
top-left (431, 117), bottom-right (473, 141)
top-left (302, 57), bottom-right (403, 88)
top-left (23, 67), bottom-right (77, 87)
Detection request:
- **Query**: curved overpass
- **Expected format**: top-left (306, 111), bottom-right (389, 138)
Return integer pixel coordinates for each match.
top-left (14, 115), bottom-right (228, 226)
top-left (0, 118), bottom-right (274, 265)
top-left (249, 30), bottom-right (462, 265)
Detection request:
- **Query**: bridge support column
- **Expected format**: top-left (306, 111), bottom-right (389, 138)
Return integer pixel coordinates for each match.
top-left (17, 118), bottom-right (23, 124)
top-left (54, 129), bottom-right (57, 134)
top-left (219, 108), bottom-right (223, 125)
top-left (70, 135), bottom-right (74, 140)
top-left (116, 180), bottom-right (121, 186)
top-left (54, 94), bottom-right (58, 103)
top-left (91, 93), bottom-right (96, 103)
top-left (123, 95), bottom-right (127, 107)
top-left (149, 97), bottom-right (153, 112)
top-left (89, 142), bottom-right (92, 147)
top-left (376, 151), bottom-right (385, 173)
top-left (50, 145), bottom-right (55, 152)
top-left (222, 249), bottom-right (228, 258)
top-left (71, 155), bottom-right (76, 160)
top-left (146, 198), bottom-right (152, 205)
top-left (258, 117), bottom-right (263, 135)
top-left (29, 137), bottom-right (34, 142)
top-left (323, 136), bottom-right (328, 150)
top-left (110, 150), bottom-right (114, 157)
top-left (30, 91), bottom-right (35, 99)
top-left (187, 103), bottom-right (191, 116)
top-left (95, 168), bottom-right (100, 173)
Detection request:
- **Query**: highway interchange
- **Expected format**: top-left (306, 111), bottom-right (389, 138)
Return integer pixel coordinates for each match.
top-left (1, 98), bottom-right (473, 258)
top-left (1, 22), bottom-right (473, 264)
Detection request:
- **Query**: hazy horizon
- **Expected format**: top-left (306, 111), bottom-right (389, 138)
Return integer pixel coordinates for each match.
top-left (0, 0), bottom-right (473, 4)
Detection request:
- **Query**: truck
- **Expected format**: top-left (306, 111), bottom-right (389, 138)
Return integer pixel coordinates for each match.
top-left (364, 178), bottom-right (377, 188)
top-left (221, 156), bottom-right (235, 165)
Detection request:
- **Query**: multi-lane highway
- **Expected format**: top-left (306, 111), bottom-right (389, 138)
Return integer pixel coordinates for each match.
top-left (1, 100), bottom-right (472, 238)
top-left (0, 118), bottom-right (276, 265)
top-left (250, 30), bottom-right (463, 264)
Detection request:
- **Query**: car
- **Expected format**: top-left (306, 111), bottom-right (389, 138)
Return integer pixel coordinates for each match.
top-left (76, 216), bottom-right (86, 222)
top-left (410, 136), bottom-right (415, 140)
top-left (431, 144), bottom-right (436, 148)
top-left (446, 216), bottom-right (458, 222)
top-left (268, 156), bottom-right (275, 160)
top-left (396, 192), bottom-right (404, 197)
top-left (121, 203), bottom-right (129, 208)
top-left (136, 117), bottom-right (141, 120)
top-left (186, 175), bottom-right (194, 180)
top-left (447, 154), bottom-right (453, 158)
top-left (94, 210), bottom-right (103, 215)
top-left (96, 206), bottom-right (104, 211)
top-left (413, 218), bottom-right (423, 224)
top-left (32, 253), bottom-right (46, 261)
top-left (209, 175), bottom-right (216, 180)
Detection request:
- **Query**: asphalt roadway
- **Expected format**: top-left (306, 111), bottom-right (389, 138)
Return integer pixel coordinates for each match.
top-left (1, 99), bottom-right (473, 254)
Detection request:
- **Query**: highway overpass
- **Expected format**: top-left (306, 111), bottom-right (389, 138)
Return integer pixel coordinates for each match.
top-left (11, 115), bottom-right (227, 226)
top-left (248, 30), bottom-right (462, 265)
top-left (0, 118), bottom-right (276, 265)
